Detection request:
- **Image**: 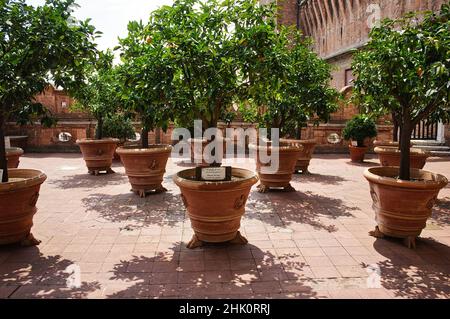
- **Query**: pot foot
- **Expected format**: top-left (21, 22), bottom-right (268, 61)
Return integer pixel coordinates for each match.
top-left (369, 226), bottom-right (385, 239)
top-left (228, 231), bottom-right (248, 245)
top-left (404, 236), bottom-right (417, 249)
top-left (187, 235), bottom-right (204, 249)
top-left (283, 184), bottom-right (296, 192)
top-left (106, 168), bottom-right (115, 174)
top-left (155, 185), bottom-right (168, 194)
top-left (20, 233), bottom-right (41, 247)
top-left (257, 184), bottom-right (269, 193)
top-left (137, 190), bottom-right (147, 198)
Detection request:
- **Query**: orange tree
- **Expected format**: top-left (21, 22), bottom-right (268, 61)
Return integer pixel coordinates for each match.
top-left (352, 4), bottom-right (450, 180)
top-left (0, 0), bottom-right (98, 182)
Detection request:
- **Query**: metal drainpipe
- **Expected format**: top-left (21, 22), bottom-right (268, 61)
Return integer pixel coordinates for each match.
top-left (296, 0), bottom-right (301, 30)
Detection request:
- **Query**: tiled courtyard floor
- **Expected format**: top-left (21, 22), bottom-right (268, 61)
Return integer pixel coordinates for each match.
top-left (1, 153), bottom-right (449, 299)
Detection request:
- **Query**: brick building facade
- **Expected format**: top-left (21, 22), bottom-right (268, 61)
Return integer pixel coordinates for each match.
top-left (6, 0), bottom-right (450, 151)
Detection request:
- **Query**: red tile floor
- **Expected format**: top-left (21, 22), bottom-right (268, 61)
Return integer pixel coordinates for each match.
top-left (0, 153), bottom-right (449, 299)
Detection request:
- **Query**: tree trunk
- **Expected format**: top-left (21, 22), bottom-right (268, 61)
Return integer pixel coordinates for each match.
top-left (392, 113), bottom-right (399, 143)
top-left (141, 127), bottom-right (149, 149)
top-left (399, 120), bottom-right (412, 181)
top-left (95, 116), bottom-right (103, 140)
top-left (296, 122), bottom-right (302, 140)
top-left (155, 127), bottom-right (161, 144)
top-left (0, 114), bottom-right (8, 182)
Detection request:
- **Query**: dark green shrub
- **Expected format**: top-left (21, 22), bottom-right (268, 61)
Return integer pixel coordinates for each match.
top-left (99, 114), bottom-right (136, 141)
top-left (342, 115), bottom-right (377, 147)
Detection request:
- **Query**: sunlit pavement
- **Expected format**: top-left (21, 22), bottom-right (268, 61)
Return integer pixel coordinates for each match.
top-left (0, 153), bottom-right (449, 299)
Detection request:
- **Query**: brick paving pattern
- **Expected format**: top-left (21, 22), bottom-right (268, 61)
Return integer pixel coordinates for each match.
top-left (0, 154), bottom-right (449, 299)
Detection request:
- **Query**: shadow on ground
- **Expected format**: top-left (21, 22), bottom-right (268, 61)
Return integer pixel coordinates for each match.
top-left (366, 238), bottom-right (450, 298)
top-left (81, 192), bottom-right (185, 229)
top-left (247, 191), bottom-right (359, 232)
top-left (431, 198), bottom-right (450, 227)
top-left (49, 172), bottom-right (129, 189)
top-left (105, 242), bottom-right (318, 298)
top-left (0, 246), bottom-right (100, 298)
top-left (292, 173), bottom-right (347, 185)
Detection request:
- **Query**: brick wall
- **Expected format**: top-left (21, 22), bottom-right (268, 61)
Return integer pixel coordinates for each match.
top-left (298, 0), bottom-right (447, 59)
top-left (34, 86), bottom-right (86, 119)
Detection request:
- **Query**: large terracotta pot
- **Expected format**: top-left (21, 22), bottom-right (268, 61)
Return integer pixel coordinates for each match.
top-left (364, 166), bottom-right (448, 248)
top-left (249, 142), bottom-right (302, 193)
top-left (174, 167), bottom-right (258, 249)
top-left (76, 138), bottom-right (119, 175)
top-left (280, 138), bottom-right (316, 174)
top-left (6, 147), bottom-right (24, 169)
top-left (0, 169), bottom-right (47, 246)
top-left (374, 146), bottom-right (430, 169)
top-left (117, 145), bottom-right (172, 198)
top-left (349, 145), bottom-right (368, 162)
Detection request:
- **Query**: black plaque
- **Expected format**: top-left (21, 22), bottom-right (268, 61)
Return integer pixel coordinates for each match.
top-left (195, 166), bottom-right (232, 181)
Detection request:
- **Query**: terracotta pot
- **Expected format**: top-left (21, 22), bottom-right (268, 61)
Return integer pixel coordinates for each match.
top-left (349, 145), bottom-right (368, 162)
top-left (173, 167), bottom-right (258, 248)
top-left (113, 140), bottom-right (139, 161)
top-left (117, 145), bottom-right (172, 198)
top-left (364, 166), bottom-right (447, 248)
top-left (76, 138), bottom-right (119, 175)
top-left (0, 169), bottom-right (47, 246)
top-left (374, 146), bottom-right (430, 169)
top-left (373, 140), bottom-right (413, 147)
top-left (280, 138), bottom-right (316, 174)
top-left (249, 142), bottom-right (302, 193)
top-left (6, 147), bottom-right (24, 169)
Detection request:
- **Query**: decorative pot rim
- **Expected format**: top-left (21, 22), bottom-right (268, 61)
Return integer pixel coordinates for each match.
top-left (280, 138), bottom-right (317, 145)
top-left (248, 142), bottom-right (303, 152)
top-left (363, 166), bottom-right (448, 190)
top-left (6, 147), bottom-right (24, 155)
top-left (76, 138), bottom-right (120, 145)
top-left (116, 144), bottom-right (172, 154)
top-left (0, 169), bottom-right (47, 191)
top-left (374, 146), bottom-right (430, 156)
top-left (349, 145), bottom-right (368, 149)
top-left (173, 167), bottom-right (258, 190)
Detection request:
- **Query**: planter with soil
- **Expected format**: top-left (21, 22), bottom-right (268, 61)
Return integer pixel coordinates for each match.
top-left (117, 145), bottom-right (172, 198)
top-left (374, 146), bottom-right (430, 169)
top-left (280, 138), bottom-right (316, 174)
top-left (6, 147), bottom-right (24, 169)
top-left (174, 167), bottom-right (258, 249)
top-left (0, 169), bottom-right (47, 246)
top-left (249, 142), bottom-right (302, 193)
top-left (349, 145), bottom-right (368, 163)
top-left (364, 166), bottom-right (447, 248)
top-left (76, 138), bottom-right (119, 175)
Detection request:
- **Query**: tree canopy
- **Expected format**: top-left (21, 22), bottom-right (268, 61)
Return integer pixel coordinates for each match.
top-left (352, 3), bottom-right (450, 180)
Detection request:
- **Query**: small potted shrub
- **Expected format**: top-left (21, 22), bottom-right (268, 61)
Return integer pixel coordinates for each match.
top-left (342, 115), bottom-right (377, 162)
top-left (101, 113), bottom-right (137, 160)
top-left (353, 5), bottom-right (449, 248)
top-left (242, 12), bottom-right (338, 191)
top-left (116, 20), bottom-right (174, 198)
top-left (0, 0), bottom-right (97, 245)
top-left (72, 51), bottom-right (120, 175)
